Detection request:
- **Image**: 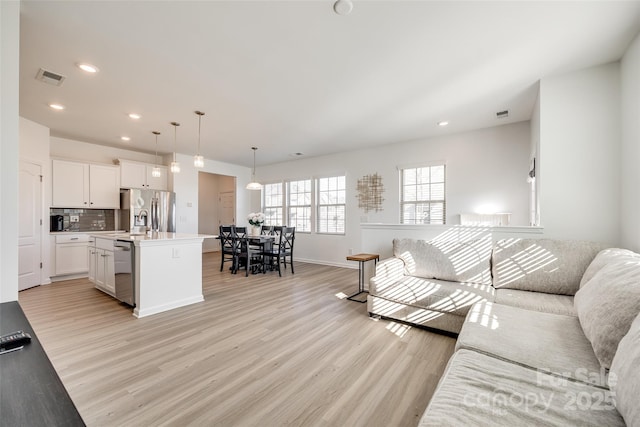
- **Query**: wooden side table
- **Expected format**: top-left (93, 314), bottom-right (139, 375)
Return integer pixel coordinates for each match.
top-left (346, 253), bottom-right (379, 303)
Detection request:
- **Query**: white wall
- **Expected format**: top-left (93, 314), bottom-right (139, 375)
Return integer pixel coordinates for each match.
top-left (256, 122), bottom-right (531, 267)
top-left (170, 153), bottom-right (251, 237)
top-left (621, 32), bottom-right (640, 252)
top-left (51, 136), bottom-right (158, 165)
top-left (19, 117), bottom-right (52, 284)
top-left (539, 62), bottom-right (621, 245)
top-left (1, 1), bottom-right (20, 303)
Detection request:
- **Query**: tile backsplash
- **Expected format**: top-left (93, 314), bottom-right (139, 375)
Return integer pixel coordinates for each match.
top-left (50, 208), bottom-right (116, 232)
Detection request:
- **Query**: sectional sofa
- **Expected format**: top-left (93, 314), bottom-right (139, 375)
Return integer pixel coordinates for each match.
top-left (368, 238), bottom-right (640, 426)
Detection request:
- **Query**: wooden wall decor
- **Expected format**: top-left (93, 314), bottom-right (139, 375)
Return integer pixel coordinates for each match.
top-left (356, 173), bottom-right (385, 213)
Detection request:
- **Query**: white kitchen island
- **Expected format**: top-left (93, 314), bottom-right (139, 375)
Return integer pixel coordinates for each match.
top-left (90, 232), bottom-right (216, 318)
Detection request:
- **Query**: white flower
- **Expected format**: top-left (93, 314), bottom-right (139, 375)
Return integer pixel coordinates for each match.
top-left (247, 212), bottom-right (265, 226)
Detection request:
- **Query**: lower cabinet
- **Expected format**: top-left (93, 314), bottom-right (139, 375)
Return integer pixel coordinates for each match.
top-left (88, 238), bottom-right (116, 297)
top-left (53, 234), bottom-right (91, 278)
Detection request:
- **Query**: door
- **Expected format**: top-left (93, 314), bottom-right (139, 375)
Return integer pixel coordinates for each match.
top-left (89, 164), bottom-right (120, 208)
top-left (52, 159), bottom-right (89, 207)
top-left (218, 191), bottom-right (235, 226)
top-left (18, 161), bottom-right (42, 290)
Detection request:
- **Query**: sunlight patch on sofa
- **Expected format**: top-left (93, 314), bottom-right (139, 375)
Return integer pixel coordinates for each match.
top-left (494, 240), bottom-right (558, 286)
top-left (466, 301), bottom-right (500, 330)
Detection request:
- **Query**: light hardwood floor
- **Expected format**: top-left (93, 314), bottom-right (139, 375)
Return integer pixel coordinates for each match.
top-left (19, 252), bottom-right (456, 427)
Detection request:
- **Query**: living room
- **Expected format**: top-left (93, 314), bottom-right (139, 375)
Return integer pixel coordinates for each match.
top-left (2, 1), bottom-right (640, 426)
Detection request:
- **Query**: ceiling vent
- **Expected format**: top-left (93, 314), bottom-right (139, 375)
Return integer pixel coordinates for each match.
top-left (496, 110), bottom-right (509, 119)
top-left (35, 68), bottom-right (66, 86)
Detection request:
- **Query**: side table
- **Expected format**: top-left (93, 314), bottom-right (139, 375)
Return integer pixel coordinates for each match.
top-left (346, 253), bottom-right (379, 303)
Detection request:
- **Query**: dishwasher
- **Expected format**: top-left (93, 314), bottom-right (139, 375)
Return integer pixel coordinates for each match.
top-left (113, 240), bottom-right (135, 306)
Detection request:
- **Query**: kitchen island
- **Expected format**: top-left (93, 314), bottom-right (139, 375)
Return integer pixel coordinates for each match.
top-left (89, 232), bottom-right (216, 318)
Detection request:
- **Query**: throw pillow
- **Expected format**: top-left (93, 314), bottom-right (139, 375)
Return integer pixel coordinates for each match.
top-left (492, 238), bottom-right (606, 295)
top-left (574, 258), bottom-right (640, 368)
top-left (393, 238), bottom-right (492, 285)
top-left (609, 312), bottom-right (640, 426)
top-left (579, 248), bottom-right (640, 288)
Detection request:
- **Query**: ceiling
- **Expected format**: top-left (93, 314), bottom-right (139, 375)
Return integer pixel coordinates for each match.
top-left (19, 1), bottom-right (640, 167)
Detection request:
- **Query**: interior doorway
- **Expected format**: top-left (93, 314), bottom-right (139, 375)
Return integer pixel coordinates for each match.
top-left (18, 161), bottom-right (43, 290)
top-left (198, 172), bottom-right (236, 252)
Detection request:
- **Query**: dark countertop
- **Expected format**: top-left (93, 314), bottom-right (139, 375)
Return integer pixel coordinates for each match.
top-left (0, 301), bottom-right (85, 426)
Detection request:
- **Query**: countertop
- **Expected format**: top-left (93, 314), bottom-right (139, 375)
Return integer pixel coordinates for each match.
top-left (89, 232), bottom-right (217, 243)
top-left (50, 230), bottom-right (125, 235)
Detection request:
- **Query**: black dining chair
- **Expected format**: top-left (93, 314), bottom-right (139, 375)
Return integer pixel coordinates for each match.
top-left (232, 226), bottom-right (261, 276)
top-left (280, 226), bottom-right (295, 274)
top-left (261, 225), bottom-right (274, 235)
top-left (219, 225), bottom-right (236, 272)
top-left (261, 226), bottom-right (295, 276)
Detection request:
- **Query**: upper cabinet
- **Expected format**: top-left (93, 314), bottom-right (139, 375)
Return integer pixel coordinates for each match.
top-left (52, 159), bottom-right (120, 208)
top-left (119, 159), bottom-right (168, 191)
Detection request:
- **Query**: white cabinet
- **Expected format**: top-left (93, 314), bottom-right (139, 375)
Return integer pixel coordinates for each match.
top-left (119, 159), bottom-right (168, 190)
top-left (54, 234), bottom-right (91, 276)
top-left (87, 246), bottom-right (97, 282)
top-left (89, 238), bottom-right (116, 296)
top-left (52, 160), bottom-right (120, 208)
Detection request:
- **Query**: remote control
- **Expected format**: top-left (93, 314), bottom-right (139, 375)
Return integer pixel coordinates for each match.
top-left (0, 330), bottom-right (32, 351)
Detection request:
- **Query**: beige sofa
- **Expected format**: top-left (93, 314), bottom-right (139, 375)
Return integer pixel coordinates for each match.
top-left (368, 237), bottom-right (606, 334)
top-left (369, 238), bottom-right (640, 425)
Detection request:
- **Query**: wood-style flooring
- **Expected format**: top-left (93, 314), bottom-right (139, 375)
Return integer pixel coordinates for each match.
top-left (18, 252), bottom-right (456, 427)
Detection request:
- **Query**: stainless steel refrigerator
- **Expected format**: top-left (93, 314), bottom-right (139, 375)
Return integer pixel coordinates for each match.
top-left (120, 189), bottom-right (176, 233)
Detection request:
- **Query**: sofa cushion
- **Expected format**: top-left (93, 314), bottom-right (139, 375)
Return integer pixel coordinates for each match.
top-left (494, 289), bottom-right (575, 316)
top-left (609, 312), bottom-right (640, 426)
top-left (420, 349), bottom-right (624, 426)
top-left (457, 302), bottom-right (603, 387)
top-left (580, 248), bottom-right (640, 288)
top-left (492, 238), bottom-right (606, 295)
top-left (574, 256), bottom-right (640, 368)
top-left (373, 275), bottom-right (495, 318)
top-left (393, 238), bottom-right (492, 286)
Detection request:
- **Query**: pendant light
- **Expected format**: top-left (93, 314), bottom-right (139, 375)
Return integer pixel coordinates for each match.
top-left (246, 146), bottom-right (263, 190)
top-left (151, 131), bottom-right (161, 178)
top-left (194, 111), bottom-right (205, 168)
top-left (170, 121), bottom-right (180, 173)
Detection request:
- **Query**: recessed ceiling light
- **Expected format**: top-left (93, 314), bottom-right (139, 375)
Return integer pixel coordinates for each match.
top-left (438, 121), bottom-right (449, 127)
top-left (289, 152), bottom-right (305, 157)
top-left (77, 63), bottom-right (99, 73)
top-left (121, 136), bottom-right (131, 142)
top-left (128, 113), bottom-right (141, 120)
top-left (333, 0), bottom-right (353, 15)
top-left (49, 103), bottom-right (65, 110)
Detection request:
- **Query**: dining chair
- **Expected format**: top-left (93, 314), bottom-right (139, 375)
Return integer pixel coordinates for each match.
top-left (280, 226), bottom-right (295, 274)
top-left (261, 225), bottom-right (274, 235)
top-left (219, 225), bottom-right (235, 272)
top-left (232, 226), bottom-right (261, 276)
top-left (261, 229), bottom-right (284, 277)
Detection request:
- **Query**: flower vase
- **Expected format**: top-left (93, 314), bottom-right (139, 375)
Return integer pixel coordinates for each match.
top-left (250, 225), bottom-right (261, 236)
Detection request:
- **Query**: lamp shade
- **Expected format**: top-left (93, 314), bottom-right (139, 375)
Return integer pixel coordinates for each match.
top-left (246, 181), bottom-right (263, 190)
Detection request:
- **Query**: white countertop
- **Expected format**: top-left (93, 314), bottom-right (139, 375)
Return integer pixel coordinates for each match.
top-left (89, 232), bottom-right (217, 242)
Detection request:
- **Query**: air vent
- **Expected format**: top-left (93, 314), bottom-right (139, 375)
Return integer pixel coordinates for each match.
top-left (35, 68), bottom-right (66, 86)
top-left (496, 110), bottom-right (509, 119)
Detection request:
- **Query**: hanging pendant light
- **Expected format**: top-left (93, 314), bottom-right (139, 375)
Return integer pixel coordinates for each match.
top-left (170, 121), bottom-right (180, 173)
top-left (246, 146), bottom-right (263, 190)
top-left (151, 131), bottom-right (162, 178)
top-left (193, 111), bottom-right (205, 168)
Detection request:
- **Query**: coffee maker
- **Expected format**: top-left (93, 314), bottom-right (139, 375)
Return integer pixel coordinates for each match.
top-left (50, 215), bottom-right (64, 232)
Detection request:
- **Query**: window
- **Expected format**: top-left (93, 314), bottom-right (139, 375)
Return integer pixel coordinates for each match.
top-left (263, 182), bottom-right (284, 226)
top-left (400, 165), bottom-right (446, 224)
top-left (288, 179), bottom-right (311, 232)
top-left (317, 175), bottom-right (346, 234)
